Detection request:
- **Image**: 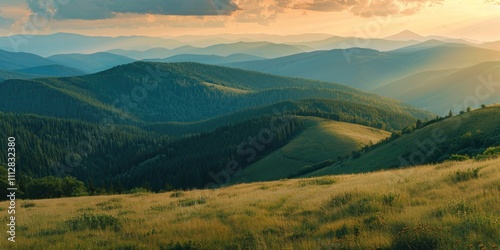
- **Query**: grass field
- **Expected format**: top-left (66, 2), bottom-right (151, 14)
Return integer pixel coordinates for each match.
top-left (233, 117), bottom-right (390, 183)
top-left (313, 106), bottom-right (500, 176)
top-left (1, 156), bottom-right (499, 249)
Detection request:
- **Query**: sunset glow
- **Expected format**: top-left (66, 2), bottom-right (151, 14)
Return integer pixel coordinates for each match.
top-left (0, 0), bottom-right (498, 41)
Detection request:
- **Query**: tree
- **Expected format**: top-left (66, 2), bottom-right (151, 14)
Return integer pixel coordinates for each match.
top-left (481, 104), bottom-right (486, 109)
top-left (62, 176), bottom-right (88, 197)
top-left (466, 106), bottom-right (471, 112)
top-left (416, 119), bottom-right (422, 128)
top-left (448, 110), bottom-right (453, 117)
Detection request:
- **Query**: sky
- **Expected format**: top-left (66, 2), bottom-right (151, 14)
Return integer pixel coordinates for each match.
top-left (0, 0), bottom-right (499, 41)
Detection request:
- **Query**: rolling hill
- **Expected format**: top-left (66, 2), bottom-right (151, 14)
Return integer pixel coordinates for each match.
top-left (0, 61), bottom-right (436, 193)
top-left (226, 42), bottom-right (500, 90)
top-left (0, 33), bottom-right (184, 56)
top-left (108, 41), bottom-right (305, 60)
top-left (0, 70), bottom-right (41, 82)
top-left (14, 64), bottom-right (86, 77)
top-left (0, 62), bottom-right (433, 124)
top-left (291, 35), bottom-right (420, 51)
top-left (146, 53), bottom-right (264, 64)
top-left (308, 105), bottom-right (500, 176)
top-left (0, 49), bottom-right (55, 70)
top-left (373, 60), bottom-right (500, 114)
top-left (47, 52), bottom-right (135, 73)
top-left (233, 117), bottom-right (391, 183)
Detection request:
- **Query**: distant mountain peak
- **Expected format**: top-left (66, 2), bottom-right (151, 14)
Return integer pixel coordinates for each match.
top-left (385, 30), bottom-right (426, 41)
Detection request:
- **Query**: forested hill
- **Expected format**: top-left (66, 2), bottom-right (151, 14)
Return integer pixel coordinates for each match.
top-left (0, 62), bottom-right (433, 123)
top-left (0, 62), bottom-right (437, 196)
top-left (0, 112), bottom-right (303, 193)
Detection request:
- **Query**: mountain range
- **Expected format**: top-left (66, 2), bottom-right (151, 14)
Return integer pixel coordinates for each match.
top-left (1, 31), bottom-right (500, 197)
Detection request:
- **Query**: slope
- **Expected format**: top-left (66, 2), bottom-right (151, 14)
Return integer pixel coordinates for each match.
top-left (373, 60), bottom-right (500, 114)
top-left (226, 42), bottom-right (500, 90)
top-left (0, 49), bottom-right (55, 70)
top-left (311, 105), bottom-right (500, 176)
top-left (146, 53), bottom-right (264, 64)
top-left (14, 64), bottom-right (86, 77)
top-left (233, 117), bottom-right (390, 183)
top-left (0, 62), bottom-right (433, 124)
top-left (2, 156), bottom-right (499, 249)
top-left (0, 70), bottom-right (41, 82)
top-left (0, 33), bottom-right (183, 56)
top-left (47, 52), bottom-right (135, 73)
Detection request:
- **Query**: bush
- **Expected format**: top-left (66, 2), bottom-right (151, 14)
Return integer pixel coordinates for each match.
top-left (178, 197), bottom-right (207, 207)
top-left (25, 176), bottom-right (88, 199)
top-left (160, 241), bottom-right (200, 250)
top-left (392, 224), bottom-right (441, 250)
top-left (170, 191), bottom-right (185, 198)
top-left (449, 168), bottom-right (480, 183)
top-left (382, 193), bottom-right (399, 206)
top-left (127, 187), bottom-right (151, 194)
top-left (335, 224), bottom-right (349, 239)
top-left (345, 197), bottom-right (379, 216)
top-left (448, 154), bottom-right (470, 162)
top-left (66, 213), bottom-right (121, 231)
top-left (21, 202), bottom-right (36, 208)
top-left (323, 192), bottom-right (355, 209)
top-left (483, 146), bottom-right (500, 156)
top-left (300, 177), bottom-right (336, 186)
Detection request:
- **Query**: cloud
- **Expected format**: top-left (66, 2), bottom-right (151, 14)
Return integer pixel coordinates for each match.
top-left (26, 0), bottom-right (240, 20)
top-left (0, 12), bottom-right (15, 28)
top-left (292, 0), bottom-right (444, 17)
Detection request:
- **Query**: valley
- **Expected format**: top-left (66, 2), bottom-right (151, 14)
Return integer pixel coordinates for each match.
top-left (0, 2), bottom-right (499, 248)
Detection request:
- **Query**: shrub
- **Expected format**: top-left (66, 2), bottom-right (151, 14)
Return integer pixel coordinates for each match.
top-left (301, 177), bottom-right (336, 186)
top-left (160, 241), bottom-right (200, 250)
top-left (66, 213), bottom-right (121, 231)
top-left (335, 224), bottom-right (349, 239)
top-left (483, 146), bottom-right (500, 156)
top-left (449, 168), bottom-right (480, 183)
top-left (127, 187), bottom-right (151, 194)
top-left (170, 191), bottom-right (185, 198)
top-left (323, 192), bottom-right (355, 209)
top-left (392, 224), bottom-right (441, 250)
top-left (344, 197), bottom-right (379, 216)
top-left (382, 193), bottom-right (399, 206)
top-left (178, 197), bottom-right (207, 207)
top-left (21, 202), bottom-right (35, 208)
top-left (25, 176), bottom-right (88, 199)
top-left (448, 154), bottom-right (470, 162)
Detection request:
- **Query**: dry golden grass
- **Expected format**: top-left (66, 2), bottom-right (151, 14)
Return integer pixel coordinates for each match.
top-left (1, 157), bottom-right (499, 249)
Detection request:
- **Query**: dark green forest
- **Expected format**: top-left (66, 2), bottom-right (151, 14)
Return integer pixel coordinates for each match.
top-left (0, 62), bottom-right (437, 199)
top-left (0, 62), bottom-right (433, 124)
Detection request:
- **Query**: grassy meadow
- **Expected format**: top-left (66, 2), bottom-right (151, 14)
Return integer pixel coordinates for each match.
top-left (234, 117), bottom-right (390, 183)
top-left (1, 156), bottom-right (499, 249)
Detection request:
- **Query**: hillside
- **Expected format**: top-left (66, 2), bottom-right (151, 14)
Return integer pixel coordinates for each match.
top-left (291, 36), bottom-right (420, 51)
top-left (47, 52), bottom-right (135, 73)
top-left (2, 156), bottom-right (498, 249)
top-left (0, 112), bottom-right (303, 192)
top-left (233, 117), bottom-right (390, 183)
top-left (143, 98), bottom-right (431, 137)
top-left (373, 61), bottom-right (500, 113)
top-left (0, 33), bottom-right (183, 56)
top-left (0, 49), bottom-right (55, 70)
top-left (14, 64), bottom-right (86, 77)
top-left (311, 105), bottom-right (500, 176)
top-left (0, 70), bottom-right (40, 82)
top-left (226, 42), bottom-right (500, 90)
top-left (0, 62), bottom-right (433, 124)
top-left (146, 53), bottom-right (264, 64)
